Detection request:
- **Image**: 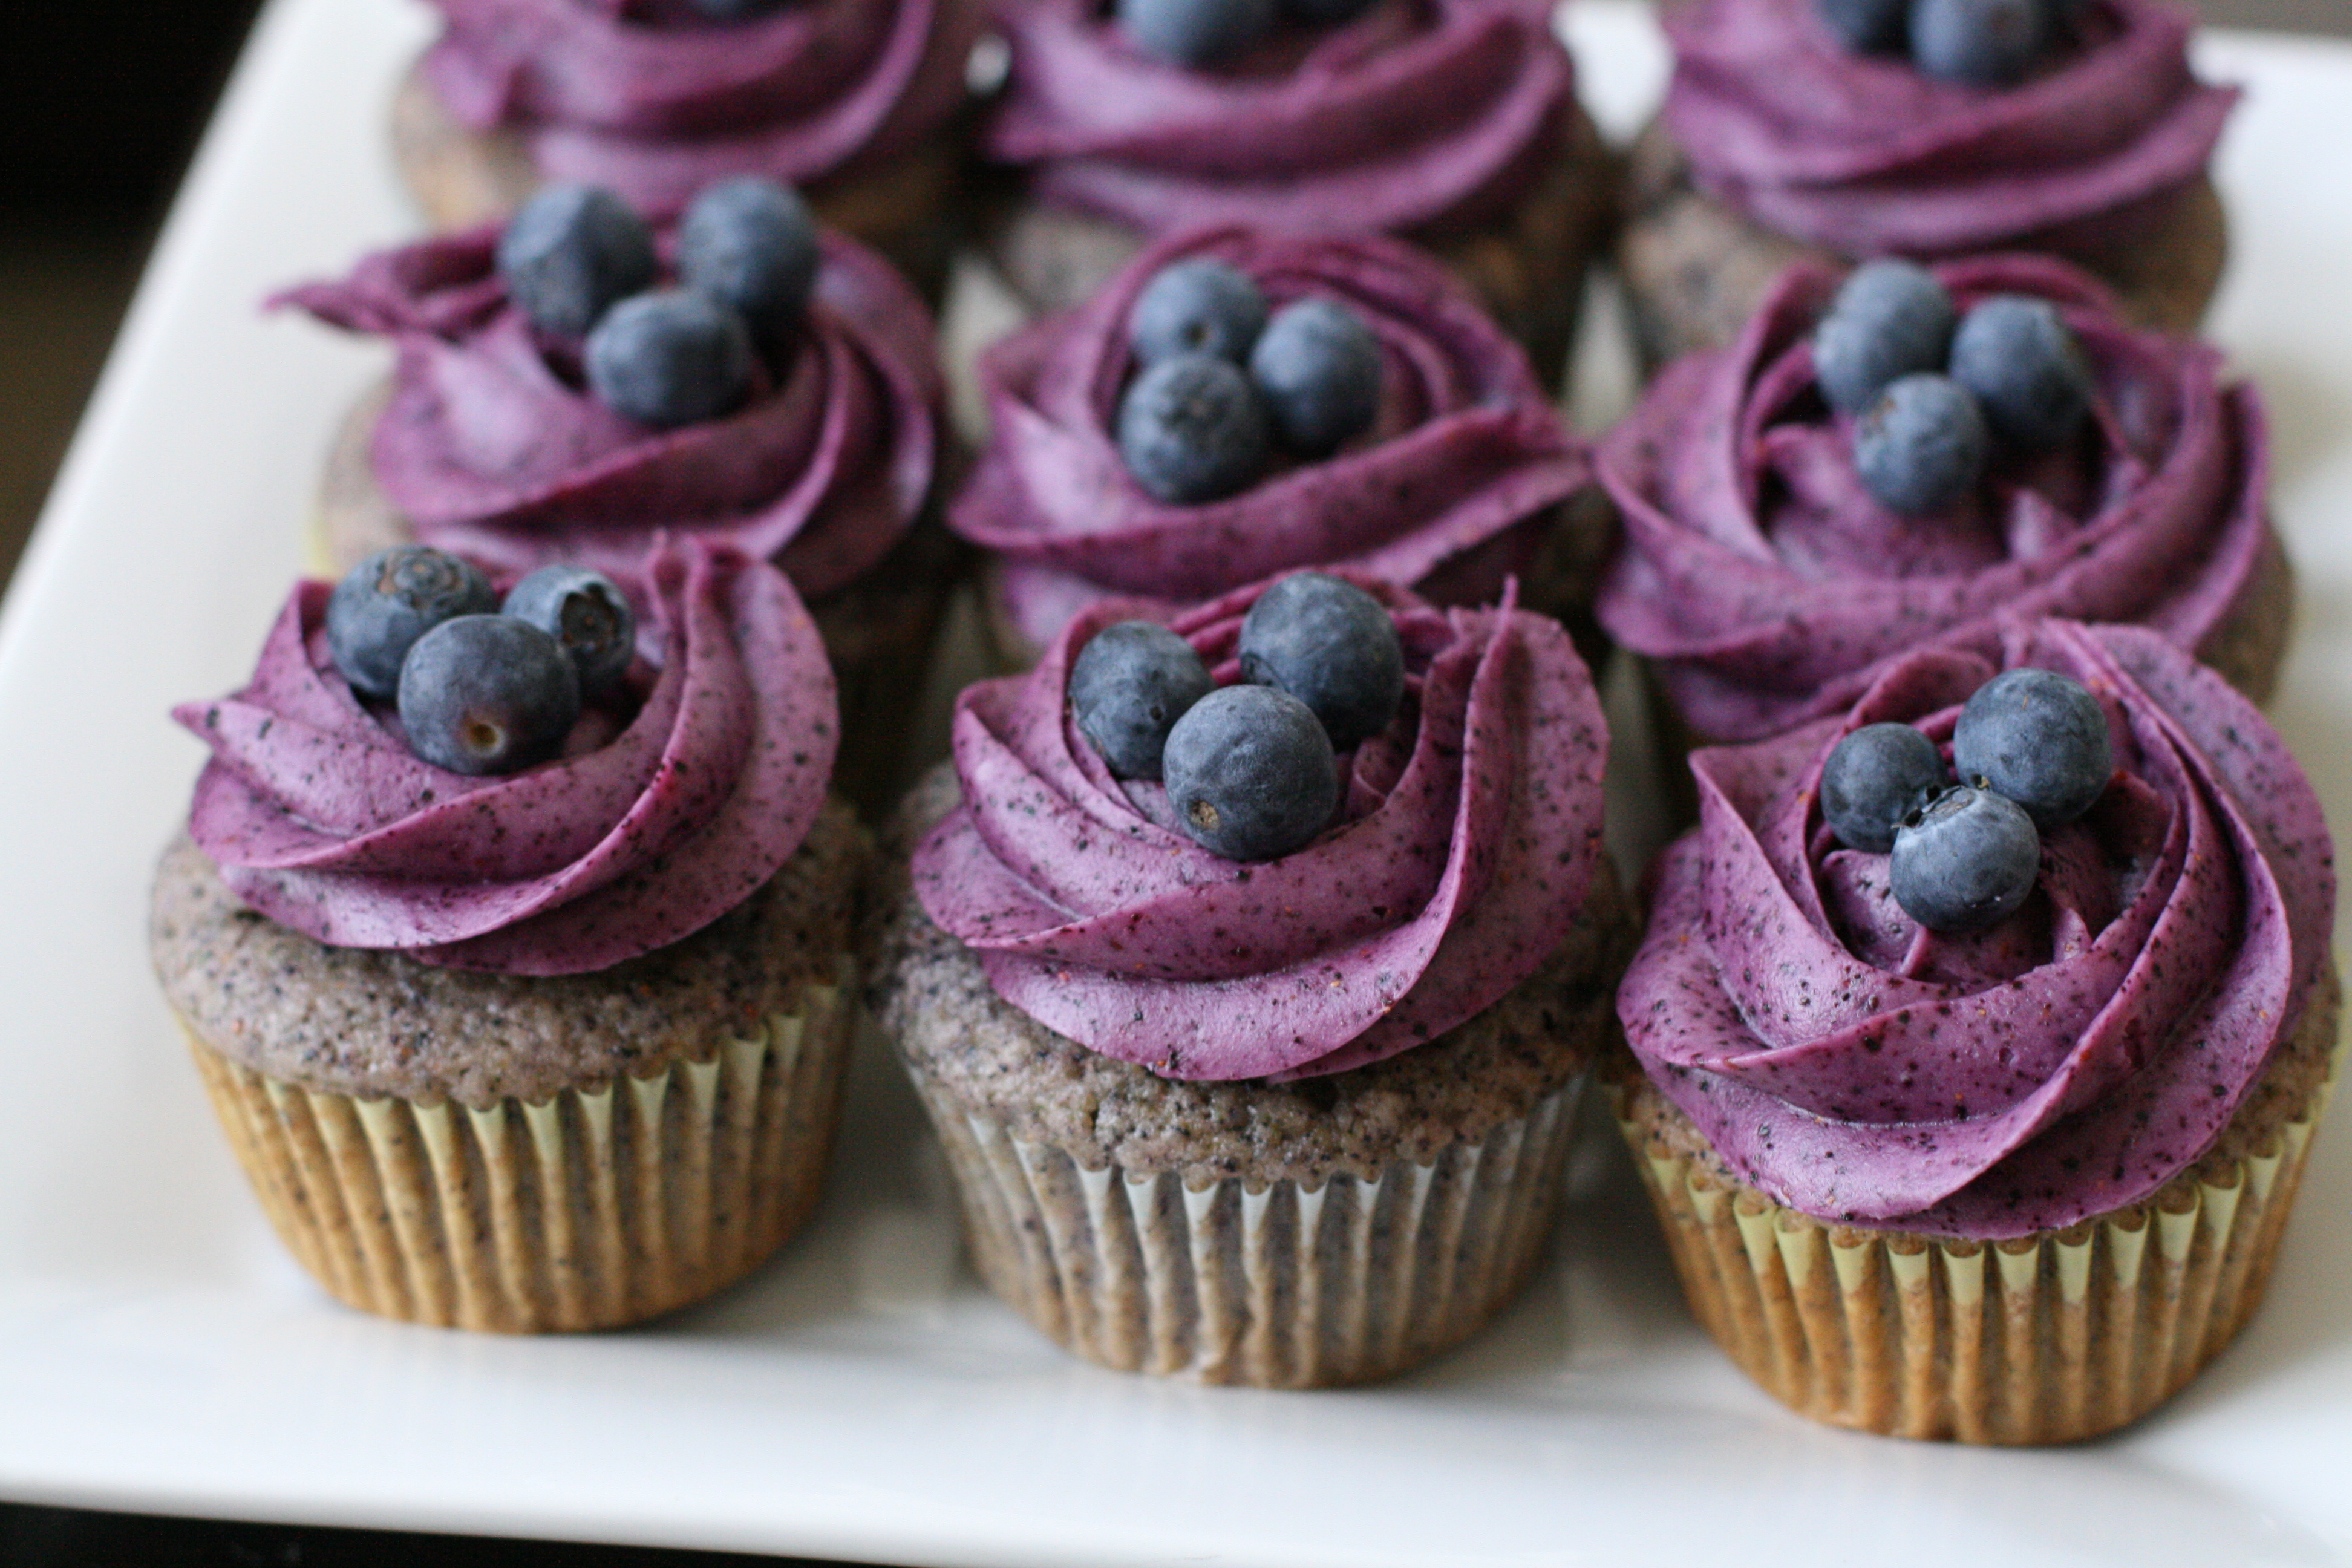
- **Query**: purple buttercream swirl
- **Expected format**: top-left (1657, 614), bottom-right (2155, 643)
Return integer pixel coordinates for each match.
top-left (420, 0), bottom-right (982, 214)
top-left (1595, 254), bottom-right (2272, 742)
top-left (1620, 620), bottom-right (2334, 1238)
top-left (953, 227), bottom-right (1586, 637)
top-left (912, 573), bottom-right (1606, 1081)
top-left (1663, 0), bottom-right (2235, 256)
top-left (988, 0), bottom-right (1573, 236)
top-left (175, 540), bottom-right (836, 976)
top-left (279, 224), bottom-right (939, 598)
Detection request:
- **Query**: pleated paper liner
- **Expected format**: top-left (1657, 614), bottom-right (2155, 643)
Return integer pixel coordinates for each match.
top-left (1611, 1019), bottom-right (2342, 1444)
top-left (185, 959), bottom-right (855, 1333)
top-left (909, 1071), bottom-right (1587, 1388)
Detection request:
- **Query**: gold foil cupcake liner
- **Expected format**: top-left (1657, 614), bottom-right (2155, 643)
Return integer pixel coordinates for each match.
top-left (909, 1072), bottom-right (1586, 1388)
top-left (185, 961), bottom-right (855, 1333)
top-left (1613, 1039), bottom-right (2339, 1444)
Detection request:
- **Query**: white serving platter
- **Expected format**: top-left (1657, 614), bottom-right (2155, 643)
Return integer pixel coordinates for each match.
top-left (3, 2), bottom-right (2351, 1564)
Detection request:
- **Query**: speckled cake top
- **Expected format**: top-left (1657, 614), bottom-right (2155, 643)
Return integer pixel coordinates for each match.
top-left (912, 573), bottom-right (1607, 1081)
top-left (986, 0), bottom-right (1573, 237)
top-left (278, 223), bottom-right (939, 598)
top-left (418, 0), bottom-right (982, 215)
top-left (1617, 619), bottom-right (2335, 1238)
top-left (175, 539), bottom-right (836, 975)
top-left (1662, 0), bottom-right (2234, 256)
top-left (1594, 253), bottom-right (2272, 742)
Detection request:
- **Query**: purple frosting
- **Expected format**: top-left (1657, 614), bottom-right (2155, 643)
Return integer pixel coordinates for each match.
top-left (913, 573), bottom-right (1607, 1080)
top-left (1595, 254), bottom-right (2272, 742)
top-left (1663, 0), bottom-right (2236, 257)
top-left (953, 226), bottom-right (1587, 650)
top-left (420, 0), bottom-right (982, 215)
top-left (988, 0), bottom-right (1574, 237)
top-left (175, 540), bottom-right (836, 976)
top-left (279, 224), bottom-right (939, 598)
top-left (1621, 620), bottom-right (2334, 1238)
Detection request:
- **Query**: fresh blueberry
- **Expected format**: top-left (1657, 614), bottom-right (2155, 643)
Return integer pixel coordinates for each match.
top-left (501, 566), bottom-right (637, 700)
top-left (1162, 685), bottom-right (1339, 861)
top-left (1236, 572), bottom-right (1404, 751)
top-left (586, 289), bottom-right (756, 430)
top-left (677, 176), bottom-right (820, 348)
top-left (1069, 620), bottom-right (1215, 780)
top-left (1950, 667), bottom-right (2113, 829)
top-left (1817, 0), bottom-right (1909, 52)
top-left (1853, 373), bottom-right (1988, 515)
top-left (1128, 258), bottom-right (1269, 367)
top-left (326, 546), bottom-right (498, 701)
top-left (1820, 722), bottom-right (1951, 852)
top-left (1278, 0), bottom-right (1379, 22)
top-left (1814, 260), bottom-right (1957, 416)
top-left (495, 183), bottom-right (657, 339)
top-left (1117, 353), bottom-right (1270, 504)
top-left (397, 615), bottom-right (581, 776)
top-left (1249, 298), bottom-right (1382, 458)
top-left (1889, 784), bottom-right (2041, 932)
top-left (685, 0), bottom-right (791, 16)
top-left (1910, 0), bottom-right (2046, 87)
top-left (1117, 0), bottom-right (1277, 67)
top-left (1948, 295), bottom-right (2094, 452)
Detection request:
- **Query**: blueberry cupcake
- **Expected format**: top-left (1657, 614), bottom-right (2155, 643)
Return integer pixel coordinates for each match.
top-left (151, 539), bottom-right (864, 1332)
top-left (1614, 619), bottom-right (2337, 1442)
top-left (869, 572), bottom-right (1627, 1385)
top-left (977, 0), bottom-right (1615, 384)
top-left (279, 180), bottom-right (953, 809)
top-left (1619, 0), bottom-right (2235, 364)
top-left (395, 0), bottom-right (984, 296)
top-left (1596, 254), bottom-right (2289, 761)
top-left (953, 227), bottom-right (1609, 668)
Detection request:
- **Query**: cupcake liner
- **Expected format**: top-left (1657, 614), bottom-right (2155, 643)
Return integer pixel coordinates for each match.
top-left (185, 959), bottom-right (855, 1333)
top-left (909, 1070), bottom-right (1586, 1388)
top-left (1612, 1029), bottom-right (2341, 1443)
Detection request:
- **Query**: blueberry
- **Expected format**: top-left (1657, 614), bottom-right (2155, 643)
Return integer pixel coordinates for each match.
top-left (397, 615), bottom-right (581, 775)
top-left (1817, 0), bottom-right (1909, 52)
top-left (1910, 0), bottom-right (2045, 87)
top-left (1117, 0), bottom-right (1276, 67)
top-left (685, 0), bottom-right (789, 16)
top-left (1948, 295), bottom-right (2093, 452)
top-left (495, 183), bottom-right (656, 339)
top-left (1814, 260), bottom-right (1957, 416)
top-left (1853, 373), bottom-right (1988, 515)
top-left (677, 176), bottom-right (820, 348)
top-left (1821, 722), bottom-right (1951, 852)
top-left (1249, 298), bottom-right (1382, 458)
top-left (1950, 667), bottom-right (2113, 829)
top-left (1117, 353), bottom-right (1270, 504)
top-left (1278, 0), bottom-right (1378, 22)
top-left (586, 289), bottom-right (756, 430)
top-left (1069, 620), bottom-right (1215, 780)
top-left (326, 546), bottom-right (498, 701)
top-left (1236, 572), bottom-right (1404, 751)
top-left (501, 565), bottom-right (636, 700)
top-left (1128, 258), bottom-right (1268, 367)
top-left (1162, 685), bottom-right (1339, 861)
top-left (1889, 784), bottom-right (2040, 932)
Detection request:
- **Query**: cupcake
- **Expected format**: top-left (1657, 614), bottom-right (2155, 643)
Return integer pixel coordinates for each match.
top-left (1596, 253), bottom-right (2289, 763)
top-left (869, 572), bottom-right (1627, 1385)
top-left (1613, 619), bottom-right (2338, 1442)
top-left (278, 184), bottom-right (953, 810)
top-left (953, 226), bottom-right (1609, 668)
top-left (1619, 0), bottom-right (2235, 365)
top-left (151, 539), bottom-right (866, 1333)
top-left (394, 0), bottom-right (984, 296)
top-left (977, 0), bottom-right (1615, 384)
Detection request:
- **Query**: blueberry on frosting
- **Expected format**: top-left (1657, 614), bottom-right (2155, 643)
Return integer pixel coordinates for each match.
top-left (397, 615), bottom-right (581, 777)
top-left (586, 289), bottom-right (757, 431)
top-left (1821, 721), bottom-right (1950, 852)
top-left (1116, 353), bottom-right (1270, 503)
top-left (1814, 260), bottom-right (1956, 416)
top-left (1952, 666), bottom-right (2112, 828)
top-left (1128, 258), bottom-right (1268, 367)
top-left (1069, 619), bottom-right (1215, 779)
top-left (1117, 0), bottom-right (1277, 68)
top-left (678, 176), bottom-right (821, 350)
top-left (1249, 297), bottom-right (1381, 457)
top-left (1909, 0), bottom-right (2047, 86)
top-left (501, 565), bottom-right (638, 701)
top-left (1163, 684), bottom-right (1339, 861)
top-left (1890, 783), bottom-right (2041, 932)
top-left (1854, 372), bottom-right (1987, 515)
top-left (496, 183), bottom-right (656, 340)
top-left (1817, 0), bottom-right (1910, 53)
top-left (326, 546), bottom-right (498, 701)
top-left (1949, 295), bottom-right (2093, 452)
top-left (1238, 572), bottom-right (1404, 751)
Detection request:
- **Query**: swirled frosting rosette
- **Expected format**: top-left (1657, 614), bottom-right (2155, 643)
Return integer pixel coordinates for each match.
top-left (1620, 619), bottom-right (2334, 1239)
top-left (279, 223), bottom-right (939, 599)
top-left (953, 227), bottom-right (1592, 656)
top-left (1595, 254), bottom-right (2281, 744)
top-left (174, 539), bottom-right (835, 975)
